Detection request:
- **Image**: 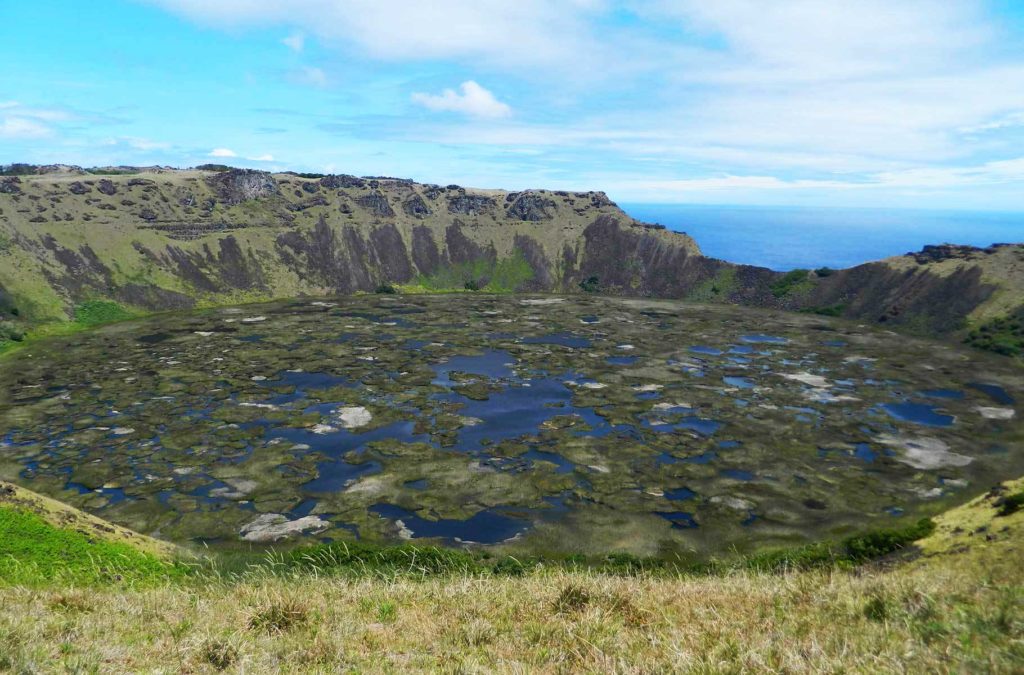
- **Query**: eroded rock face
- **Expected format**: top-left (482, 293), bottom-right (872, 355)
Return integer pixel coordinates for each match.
top-left (403, 194), bottom-right (431, 218)
top-left (320, 174), bottom-right (366, 189)
top-left (97, 179), bottom-right (117, 196)
top-left (507, 193), bottom-right (555, 221)
top-left (206, 169), bottom-right (279, 205)
top-left (448, 194), bottom-right (495, 216)
top-left (0, 177), bottom-right (23, 194)
top-left (355, 192), bottom-right (395, 218)
top-left (239, 513), bottom-right (330, 542)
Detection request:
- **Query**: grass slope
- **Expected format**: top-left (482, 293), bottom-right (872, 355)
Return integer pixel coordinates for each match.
top-left (0, 480), bottom-right (1020, 672)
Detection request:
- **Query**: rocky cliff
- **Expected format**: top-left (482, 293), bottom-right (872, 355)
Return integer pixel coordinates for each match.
top-left (0, 166), bottom-right (1021, 352)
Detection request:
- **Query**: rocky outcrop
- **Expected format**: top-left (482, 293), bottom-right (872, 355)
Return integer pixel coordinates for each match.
top-left (448, 194), bottom-right (495, 216)
top-left (507, 192), bottom-right (556, 221)
top-left (355, 192), bottom-right (395, 218)
top-left (206, 169), bottom-right (279, 205)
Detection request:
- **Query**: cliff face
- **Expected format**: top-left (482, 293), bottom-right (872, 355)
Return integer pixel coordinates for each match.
top-left (0, 167), bottom-right (1021, 346)
top-left (0, 169), bottom-right (702, 321)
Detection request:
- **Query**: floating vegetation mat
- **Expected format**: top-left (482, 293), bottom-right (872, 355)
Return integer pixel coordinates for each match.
top-left (0, 295), bottom-right (1020, 558)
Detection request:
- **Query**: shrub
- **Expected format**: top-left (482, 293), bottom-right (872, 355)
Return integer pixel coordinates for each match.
top-left (815, 267), bottom-right (836, 277)
top-left (579, 276), bottom-right (600, 293)
top-left (463, 279), bottom-right (480, 291)
top-left (770, 269), bottom-right (812, 298)
top-left (374, 283), bottom-right (397, 294)
top-left (996, 491), bottom-right (1024, 517)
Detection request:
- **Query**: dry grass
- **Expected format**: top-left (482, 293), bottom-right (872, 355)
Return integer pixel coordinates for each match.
top-left (0, 481), bottom-right (1021, 673)
top-left (0, 544), bottom-right (1020, 673)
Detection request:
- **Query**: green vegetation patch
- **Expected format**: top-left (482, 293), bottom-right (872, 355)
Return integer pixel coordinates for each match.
top-left (414, 252), bottom-right (534, 293)
top-left (799, 303), bottom-right (845, 317)
top-left (73, 300), bottom-right (134, 327)
top-left (686, 267), bottom-right (738, 302)
top-left (0, 507), bottom-right (185, 586)
top-left (770, 269), bottom-right (814, 298)
top-left (965, 313), bottom-right (1024, 357)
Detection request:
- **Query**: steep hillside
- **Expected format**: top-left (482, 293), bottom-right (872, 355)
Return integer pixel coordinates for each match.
top-left (0, 166), bottom-right (1022, 353)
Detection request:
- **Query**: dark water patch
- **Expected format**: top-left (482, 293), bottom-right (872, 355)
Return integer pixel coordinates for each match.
top-left (260, 370), bottom-right (354, 391)
top-left (729, 345), bottom-right (754, 354)
top-left (884, 506), bottom-right (905, 516)
top-left (881, 402), bottom-right (955, 427)
top-left (723, 376), bottom-right (755, 389)
top-left (431, 350), bottom-right (515, 386)
top-left (65, 482), bottom-right (128, 505)
top-left (968, 382), bottom-right (1014, 405)
top-left (289, 499), bottom-right (318, 518)
top-left (237, 334), bottom-right (265, 343)
top-left (579, 315), bottom-right (599, 324)
top-left (684, 451), bottom-right (717, 464)
top-left (404, 478), bottom-right (428, 490)
top-left (822, 340), bottom-right (847, 347)
top-left (138, 333), bottom-right (172, 344)
top-left (402, 339), bottom-right (432, 350)
top-left (689, 345), bottom-right (722, 356)
top-left (853, 443), bottom-right (877, 463)
top-left (522, 333), bottom-right (592, 348)
top-left (440, 374), bottom-right (609, 451)
top-left (663, 487), bottom-right (697, 501)
top-left (718, 440), bottom-right (742, 449)
top-left (655, 511), bottom-right (698, 529)
top-left (918, 388), bottom-right (965, 400)
top-left (606, 356), bottom-right (638, 366)
top-left (369, 503), bottom-right (530, 544)
top-left (720, 469), bottom-right (755, 481)
top-left (303, 459), bottom-right (382, 493)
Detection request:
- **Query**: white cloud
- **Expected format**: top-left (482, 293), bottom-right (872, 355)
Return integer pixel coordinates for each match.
top-left (281, 32), bottom-right (304, 52)
top-left (209, 148), bottom-right (237, 157)
top-left (0, 116), bottom-right (52, 139)
top-left (247, 153), bottom-right (275, 161)
top-left (143, 0), bottom-right (607, 72)
top-left (412, 81), bottom-right (511, 119)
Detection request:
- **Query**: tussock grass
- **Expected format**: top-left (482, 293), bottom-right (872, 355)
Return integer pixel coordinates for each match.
top-left (0, 481), bottom-right (1020, 671)
top-left (0, 554), bottom-right (1020, 672)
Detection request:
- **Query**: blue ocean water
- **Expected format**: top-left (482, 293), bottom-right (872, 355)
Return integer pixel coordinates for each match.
top-left (620, 204), bottom-right (1024, 271)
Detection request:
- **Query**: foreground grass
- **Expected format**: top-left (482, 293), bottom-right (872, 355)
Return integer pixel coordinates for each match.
top-left (0, 481), bottom-right (1021, 672)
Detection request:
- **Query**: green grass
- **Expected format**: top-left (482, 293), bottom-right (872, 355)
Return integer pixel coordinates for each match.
top-left (73, 300), bottom-right (134, 327)
top-left (770, 269), bottom-right (814, 298)
top-left (413, 252), bottom-right (535, 293)
top-left (686, 267), bottom-right (738, 303)
top-left (0, 507), bottom-right (186, 587)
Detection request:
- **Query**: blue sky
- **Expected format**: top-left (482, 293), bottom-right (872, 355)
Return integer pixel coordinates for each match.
top-left (3, 1), bottom-right (1024, 209)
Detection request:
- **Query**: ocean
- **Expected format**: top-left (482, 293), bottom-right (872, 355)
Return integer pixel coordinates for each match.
top-left (620, 204), bottom-right (1024, 271)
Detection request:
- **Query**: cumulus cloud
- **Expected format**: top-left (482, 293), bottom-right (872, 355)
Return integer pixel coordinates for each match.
top-left (412, 81), bottom-right (511, 119)
top-left (247, 153), bottom-right (275, 161)
top-left (209, 148), bottom-right (237, 157)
